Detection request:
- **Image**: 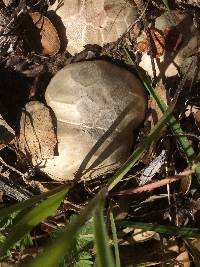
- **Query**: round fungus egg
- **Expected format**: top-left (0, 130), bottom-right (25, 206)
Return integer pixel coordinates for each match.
top-left (42, 60), bottom-right (147, 181)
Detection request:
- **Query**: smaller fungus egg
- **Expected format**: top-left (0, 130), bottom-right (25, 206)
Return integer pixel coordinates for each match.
top-left (48, 0), bottom-right (137, 55)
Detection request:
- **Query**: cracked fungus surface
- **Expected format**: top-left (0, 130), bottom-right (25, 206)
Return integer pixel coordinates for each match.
top-left (49, 0), bottom-right (137, 54)
top-left (43, 60), bottom-right (147, 181)
top-left (46, 61), bottom-right (146, 131)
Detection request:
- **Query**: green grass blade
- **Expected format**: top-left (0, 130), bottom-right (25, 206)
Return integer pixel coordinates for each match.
top-left (0, 185), bottom-right (68, 219)
top-left (107, 102), bottom-right (174, 190)
top-left (0, 187), bottom-right (69, 257)
top-left (124, 48), bottom-right (200, 183)
top-left (138, 69), bottom-right (197, 161)
top-left (162, 0), bottom-right (169, 9)
top-left (140, 71), bottom-right (200, 182)
top-left (25, 189), bottom-right (107, 267)
top-left (116, 221), bottom-right (200, 239)
top-left (110, 211), bottom-right (120, 267)
top-left (93, 201), bottom-right (114, 267)
top-left (94, 200), bottom-right (115, 267)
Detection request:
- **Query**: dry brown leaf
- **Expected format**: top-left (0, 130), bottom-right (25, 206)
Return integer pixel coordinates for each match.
top-left (166, 238), bottom-right (190, 267)
top-left (175, 251), bottom-right (190, 267)
top-left (17, 101), bottom-right (57, 166)
top-left (136, 29), bottom-right (165, 58)
top-left (189, 239), bottom-right (200, 255)
top-left (180, 174), bottom-right (192, 195)
top-left (150, 29), bottom-right (165, 58)
top-left (194, 110), bottom-right (200, 132)
top-left (30, 12), bottom-right (60, 56)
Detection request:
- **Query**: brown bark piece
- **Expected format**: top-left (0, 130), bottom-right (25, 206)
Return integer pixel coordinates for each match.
top-left (0, 115), bottom-right (15, 150)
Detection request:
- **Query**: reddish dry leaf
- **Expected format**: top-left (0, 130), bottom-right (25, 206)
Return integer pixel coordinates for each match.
top-left (137, 41), bottom-right (148, 53)
top-left (150, 29), bottom-right (165, 58)
top-left (136, 27), bottom-right (182, 58)
top-left (136, 29), bottom-right (165, 58)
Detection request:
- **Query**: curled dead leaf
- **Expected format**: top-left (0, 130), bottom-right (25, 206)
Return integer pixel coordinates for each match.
top-left (30, 12), bottom-right (60, 56)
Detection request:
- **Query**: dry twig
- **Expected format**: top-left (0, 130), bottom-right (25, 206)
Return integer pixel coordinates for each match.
top-left (114, 165), bottom-right (196, 195)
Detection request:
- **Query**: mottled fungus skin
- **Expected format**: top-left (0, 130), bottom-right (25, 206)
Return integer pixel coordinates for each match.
top-left (48, 0), bottom-right (137, 55)
top-left (43, 60), bottom-right (147, 181)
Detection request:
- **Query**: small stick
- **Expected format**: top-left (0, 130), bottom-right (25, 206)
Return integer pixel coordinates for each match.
top-left (113, 165), bottom-right (196, 196)
top-left (0, 157), bottom-right (24, 177)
